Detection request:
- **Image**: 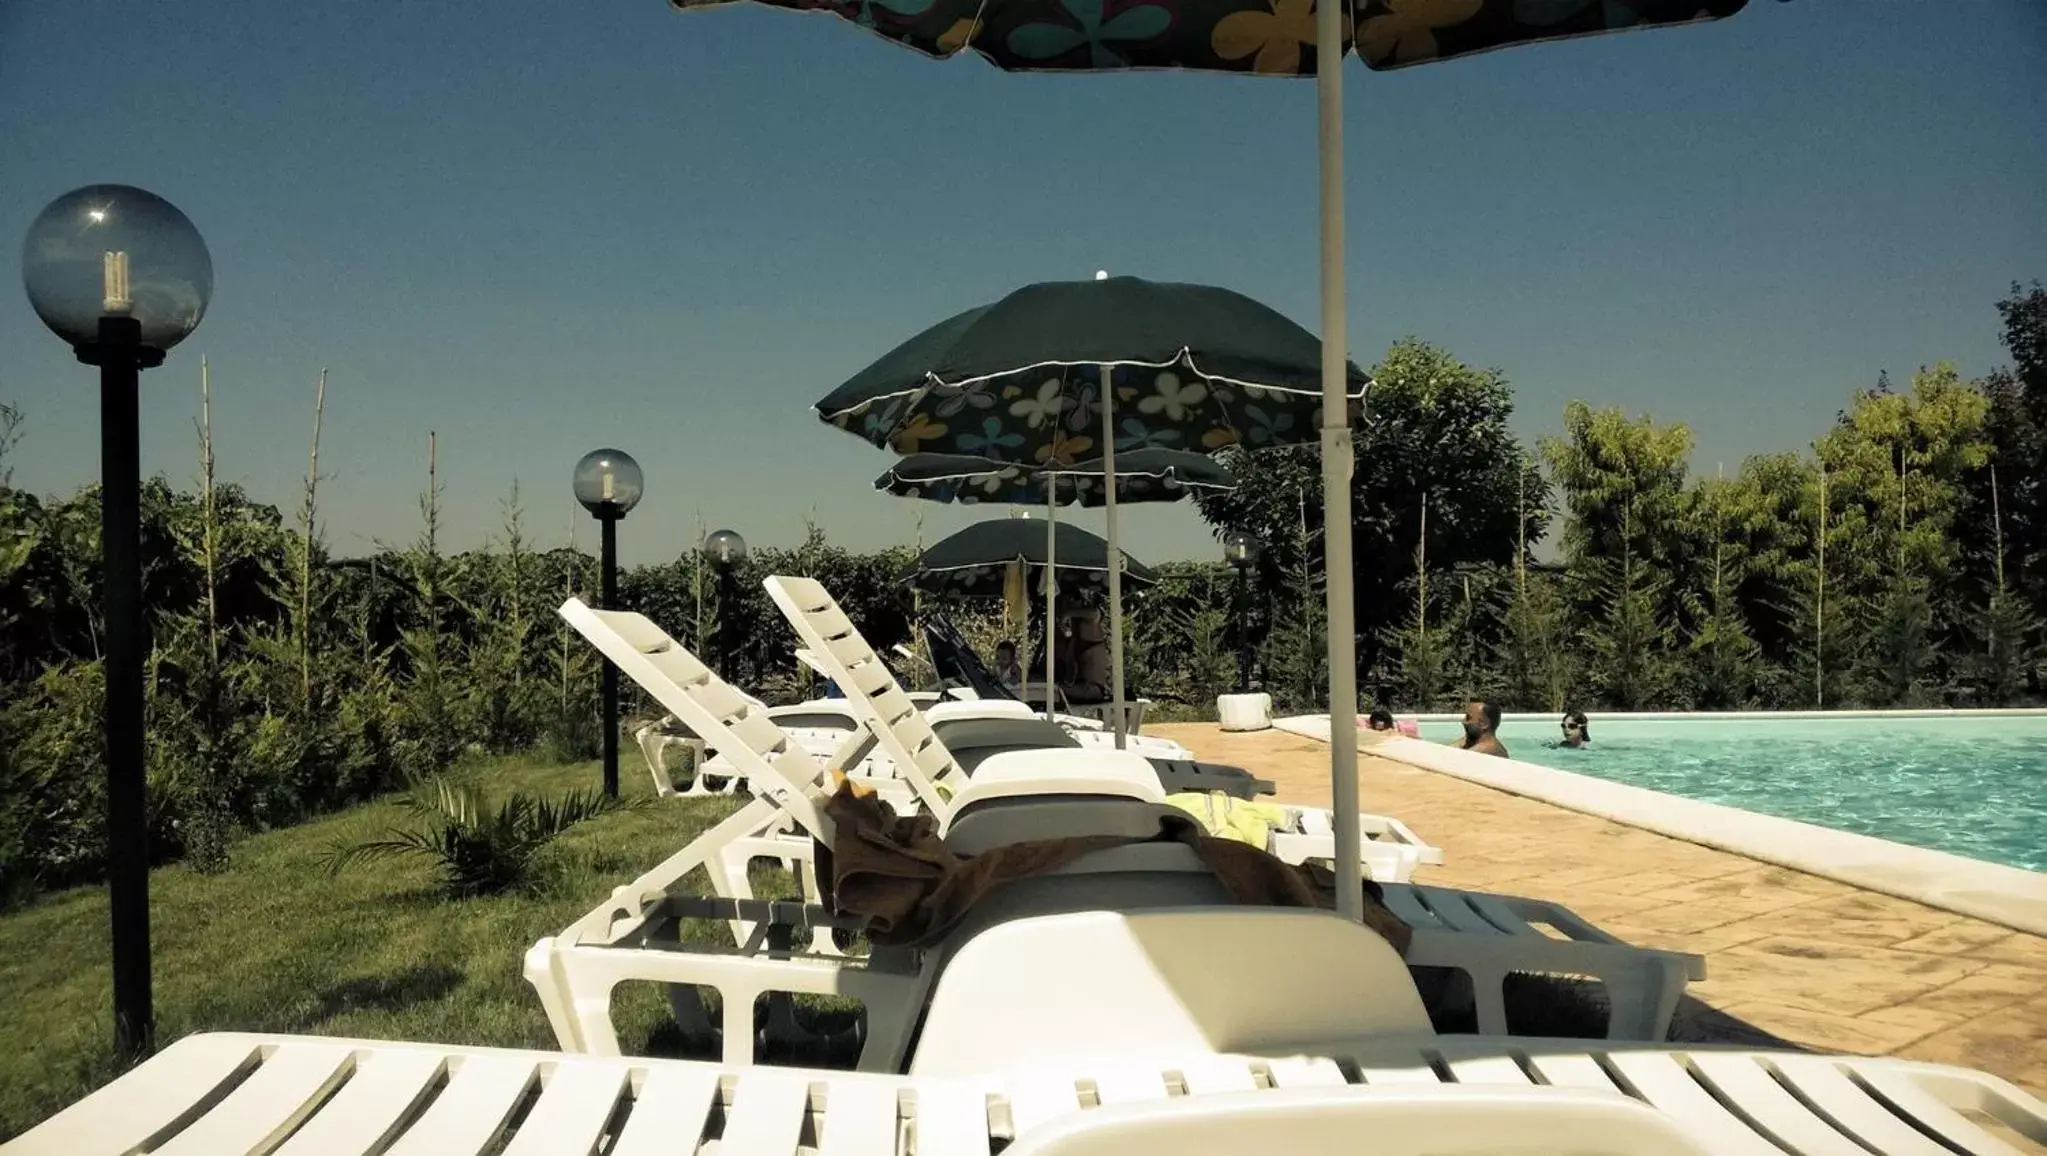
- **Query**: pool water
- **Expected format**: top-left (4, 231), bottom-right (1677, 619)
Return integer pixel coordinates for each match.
top-left (1413, 715), bottom-right (2047, 872)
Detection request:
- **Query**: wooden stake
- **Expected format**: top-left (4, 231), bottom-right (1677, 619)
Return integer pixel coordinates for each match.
top-left (1816, 459), bottom-right (1828, 709)
top-left (301, 368), bottom-right (326, 704)
top-left (1992, 463), bottom-right (2007, 595)
top-left (198, 356), bottom-right (219, 666)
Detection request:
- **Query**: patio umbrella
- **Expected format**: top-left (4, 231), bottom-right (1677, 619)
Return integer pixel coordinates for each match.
top-left (879, 448), bottom-right (1236, 719)
top-left (909, 517), bottom-right (1158, 595)
top-left (824, 274), bottom-right (1362, 748)
top-left (670, 0), bottom-right (1762, 925)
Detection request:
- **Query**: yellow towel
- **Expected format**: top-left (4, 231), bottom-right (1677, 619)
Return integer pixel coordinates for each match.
top-left (1165, 792), bottom-right (1291, 848)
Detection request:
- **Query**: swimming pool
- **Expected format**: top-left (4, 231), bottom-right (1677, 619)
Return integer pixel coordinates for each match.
top-left (1412, 714), bottom-right (2047, 872)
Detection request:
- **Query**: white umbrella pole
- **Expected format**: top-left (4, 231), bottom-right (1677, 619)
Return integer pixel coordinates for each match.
top-left (1044, 476), bottom-right (1058, 721)
top-left (1317, 0), bottom-right (1363, 921)
top-left (1100, 362), bottom-right (1127, 749)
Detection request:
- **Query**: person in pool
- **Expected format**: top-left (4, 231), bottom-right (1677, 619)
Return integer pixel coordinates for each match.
top-left (1557, 709), bottom-right (1590, 749)
top-left (1366, 708), bottom-right (1396, 732)
top-left (1452, 700), bottom-right (1509, 758)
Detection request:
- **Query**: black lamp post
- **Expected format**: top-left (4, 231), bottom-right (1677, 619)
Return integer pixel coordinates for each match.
top-left (23, 185), bottom-right (212, 1059)
top-left (1224, 530), bottom-right (1261, 694)
top-left (573, 448), bottom-right (643, 799)
top-left (703, 529), bottom-right (747, 680)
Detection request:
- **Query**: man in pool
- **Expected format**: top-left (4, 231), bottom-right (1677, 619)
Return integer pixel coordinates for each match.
top-left (1453, 700), bottom-right (1509, 757)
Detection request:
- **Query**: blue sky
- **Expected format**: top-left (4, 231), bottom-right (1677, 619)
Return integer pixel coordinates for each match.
top-left (3, 1), bottom-right (2043, 567)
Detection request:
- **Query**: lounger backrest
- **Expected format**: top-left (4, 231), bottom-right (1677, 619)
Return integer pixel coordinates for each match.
top-left (764, 576), bottom-right (965, 811)
top-left (908, 908), bottom-right (1431, 1077)
top-left (558, 598), bottom-right (832, 838)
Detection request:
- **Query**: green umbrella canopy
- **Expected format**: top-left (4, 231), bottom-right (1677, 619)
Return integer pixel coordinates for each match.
top-left (876, 448), bottom-right (1237, 506)
top-left (816, 276), bottom-right (1369, 462)
top-left (908, 517), bottom-right (1157, 598)
top-left (669, 0), bottom-right (1749, 75)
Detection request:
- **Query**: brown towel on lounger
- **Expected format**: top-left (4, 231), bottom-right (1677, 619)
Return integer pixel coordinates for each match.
top-left (818, 779), bottom-right (1410, 955)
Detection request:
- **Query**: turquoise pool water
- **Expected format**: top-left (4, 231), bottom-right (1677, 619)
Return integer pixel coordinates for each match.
top-left (1413, 715), bottom-right (2047, 872)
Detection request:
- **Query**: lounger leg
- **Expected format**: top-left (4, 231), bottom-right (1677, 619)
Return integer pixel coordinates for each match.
top-left (635, 726), bottom-right (676, 797)
top-left (522, 938), bottom-right (585, 1052)
top-left (706, 847), bottom-right (761, 948)
top-left (1603, 959), bottom-right (1686, 1041)
top-left (1467, 964), bottom-right (1512, 1035)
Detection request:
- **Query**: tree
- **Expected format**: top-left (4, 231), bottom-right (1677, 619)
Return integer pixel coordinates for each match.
top-left (1197, 338), bottom-right (1547, 682)
top-left (1814, 364), bottom-right (1991, 701)
top-left (1541, 403), bottom-right (1692, 708)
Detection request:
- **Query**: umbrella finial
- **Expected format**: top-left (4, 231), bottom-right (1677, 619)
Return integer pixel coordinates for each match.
top-left (1094, 269), bottom-right (1108, 281)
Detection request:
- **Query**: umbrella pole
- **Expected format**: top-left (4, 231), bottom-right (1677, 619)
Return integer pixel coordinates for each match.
top-left (1044, 476), bottom-right (1058, 721)
top-left (1317, 0), bottom-right (1363, 921)
top-left (1100, 363), bottom-right (1127, 749)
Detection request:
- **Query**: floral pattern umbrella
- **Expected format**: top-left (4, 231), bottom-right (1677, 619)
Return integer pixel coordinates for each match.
top-left (819, 276), bottom-right (1369, 462)
top-left (668, 0), bottom-right (1748, 75)
top-left (876, 447), bottom-right (1237, 505)
top-left (909, 517), bottom-right (1158, 595)
top-left (881, 448), bottom-right (1235, 717)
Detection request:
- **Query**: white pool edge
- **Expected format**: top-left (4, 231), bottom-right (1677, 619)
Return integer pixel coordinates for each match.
top-left (1273, 714), bottom-right (2047, 939)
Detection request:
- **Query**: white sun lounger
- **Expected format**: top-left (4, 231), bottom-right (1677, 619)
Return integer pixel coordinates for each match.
top-left (762, 575), bottom-right (1439, 881)
top-left (10, 1028), bottom-right (2040, 1155)
top-left (531, 600), bottom-right (1702, 1063)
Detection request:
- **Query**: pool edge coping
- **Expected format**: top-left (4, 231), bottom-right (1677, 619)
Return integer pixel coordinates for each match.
top-left (1270, 714), bottom-right (2047, 939)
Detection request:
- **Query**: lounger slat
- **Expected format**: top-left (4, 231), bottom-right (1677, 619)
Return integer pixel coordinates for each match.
top-left (817, 1078), bottom-right (902, 1156)
top-left (9, 1035), bottom-right (262, 1155)
top-left (1684, 1052), bottom-right (1872, 1156)
top-left (720, 1072), bottom-right (812, 1156)
top-left (1296, 809), bottom-right (1332, 837)
top-left (1522, 1051), bottom-right (1622, 1091)
top-left (1851, 1066), bottom-right (2030, 1156)
top-left (1090, 1065), bottom-right (1170, 1104)
top-left (1376, 885), bottom-right (1443, 930)
top-left (1444, 1054), bottom-right (1535, 1085)
top-left (1464, 893), bottom-right (1548, 938)
top-left (1351, 1056), bottom-right (1443, 1086)
top-left (1412, 886), bottom-right (1503, 936)
top-left (608, 1066), bottom-right (721, 1156)
top-left (1175, 1056), bottom-right (1260, 1095)
top-left (1770, 1057), bottom-right (1978, 1156)
top-left (1264, 1056), bottom-right (1349, 1087)
top-left (381, 1055), bottom-right (537, 1156)
top-left (498, 1061), bottom-right (629, 1156)
top-left (911, 1082), bottom-right (992, 1156)
top-left (153, 1043), bottom-right (356, 1156)
top-left (1002, 1071), bottom-right (1085, 1137)
top-left (1603, 1052), bottom-right (1787, 1156)
top-left (272, 1048), bottom-right (445, 1156)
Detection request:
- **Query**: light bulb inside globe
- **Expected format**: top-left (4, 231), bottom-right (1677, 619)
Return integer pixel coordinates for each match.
top-left (573, 448), bottom-right (643, 516)
top-left (22, 184), bottom-right (213, 358)
top-left (704, 529), bottom-right (747, 568)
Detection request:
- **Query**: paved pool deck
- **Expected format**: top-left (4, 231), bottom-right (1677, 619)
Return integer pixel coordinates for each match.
top-left (1149, 722), bottom-right (2047, 1098)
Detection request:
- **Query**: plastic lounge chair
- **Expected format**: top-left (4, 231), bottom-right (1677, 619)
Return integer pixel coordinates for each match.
top-left (12, 1031), bottom-right (2041, 1156)
top-left (762, 575), bottom-right (1439, 881)
top-left (534, 598), bottom-right (1202, 1062)
top-left (544, 598), bottom-right (1699, 1060)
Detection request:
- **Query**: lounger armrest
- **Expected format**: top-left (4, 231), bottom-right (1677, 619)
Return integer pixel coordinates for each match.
top-left (970, 749), bottom-right (1169, 799)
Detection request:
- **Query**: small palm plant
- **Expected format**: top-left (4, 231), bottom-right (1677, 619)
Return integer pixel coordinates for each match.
top-left (324, 777), bottom-right (635, 896)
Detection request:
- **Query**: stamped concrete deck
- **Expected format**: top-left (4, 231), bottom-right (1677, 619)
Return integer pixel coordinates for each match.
top-left (1150, 722), bottom-right (2047, 1097)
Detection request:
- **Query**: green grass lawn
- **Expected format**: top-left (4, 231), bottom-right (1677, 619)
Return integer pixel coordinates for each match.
top-left (0, 755), bottom-right (755, 1141)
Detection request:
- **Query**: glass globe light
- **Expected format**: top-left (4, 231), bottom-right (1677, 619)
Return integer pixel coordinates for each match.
top-left (572, 448), bottom-right (643, 516)
top-left (1224, 530), bottom-right (1260, 570)
top-left (22, 185), bottom-right (212, 359)
top-left (704, 529), bottom-right (747, 569)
